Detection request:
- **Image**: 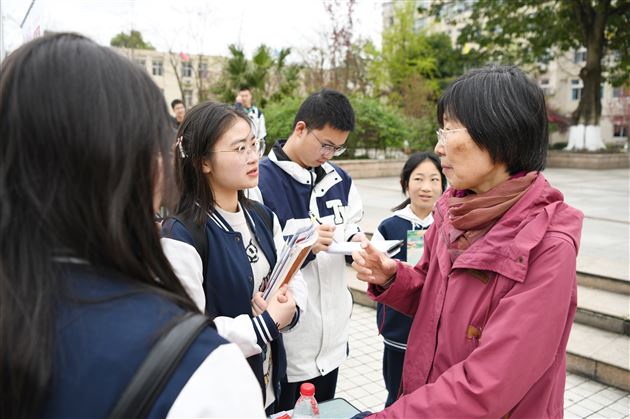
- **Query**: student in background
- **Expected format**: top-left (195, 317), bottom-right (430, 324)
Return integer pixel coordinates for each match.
top-left (171, 99), bottom-right (186, 130)
top-left (0, 33), bottom-right (264, 418)
top-left (251, 89), bottom-right (365, 409)
top-left (235, 86), bottom-right (266, 141)
top-left (161, 101), bottom-right (307, 415)
top-left (371, 152), bottom-right (446, 407)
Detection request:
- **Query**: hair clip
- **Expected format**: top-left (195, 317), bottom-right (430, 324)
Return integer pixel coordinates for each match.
top-left (175, 136), bottom-right (187, 158)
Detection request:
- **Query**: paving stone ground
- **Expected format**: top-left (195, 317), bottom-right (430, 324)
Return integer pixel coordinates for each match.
top-left (336, 304), bottom-right (630, 418)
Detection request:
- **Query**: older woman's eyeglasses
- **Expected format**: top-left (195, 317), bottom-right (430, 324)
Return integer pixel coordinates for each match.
top-left (212, 138), bottom-right (266, 160)
top-left (436, 128), bottom-right (467, 146)
top-left (310, 130), bottom-right (346, 157)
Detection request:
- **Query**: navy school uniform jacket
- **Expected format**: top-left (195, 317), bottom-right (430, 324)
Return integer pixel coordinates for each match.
top-left (373, 206), bottom-right (433, 352)
top-left (42, 263), bottom-right (264, 418)
top-left (251, 141), bottom-right (364, 381)
top-left (161, 201), bottom-right (292, 404)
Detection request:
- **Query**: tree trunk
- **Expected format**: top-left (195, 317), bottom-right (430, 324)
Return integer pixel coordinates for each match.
top-left (168, 52), bottom-right (186, 103)
top-left (567, 0), bottom-right (608, 150)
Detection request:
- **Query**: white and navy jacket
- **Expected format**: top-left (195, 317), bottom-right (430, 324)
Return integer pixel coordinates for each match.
top-left (246, 105), bottom-right (267, 140)
top-left (43, 263), bottom-right (265, 418)
top-left (161, 201), bottom-right (307, 404)
top-left (251, 141), bottom-right (363, 382)
top-left (372, 205), bottom-right (433, 352)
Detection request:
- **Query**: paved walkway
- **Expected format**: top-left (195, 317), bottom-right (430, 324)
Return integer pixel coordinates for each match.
top-left (337, 304), bottom-right (630, 418)
top-left (354, 168), bottom-right (629, 281)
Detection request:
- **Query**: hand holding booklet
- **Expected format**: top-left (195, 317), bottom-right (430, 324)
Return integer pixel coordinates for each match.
top-left (262, 223), bottom-right (318, 301)
top-left (326, 240), bottom-right (403, 257)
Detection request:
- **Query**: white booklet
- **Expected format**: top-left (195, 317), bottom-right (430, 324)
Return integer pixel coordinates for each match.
top-left (262, 223), bottom-right (318, 301)
top-left (326, 240), bottom-right (403, 257)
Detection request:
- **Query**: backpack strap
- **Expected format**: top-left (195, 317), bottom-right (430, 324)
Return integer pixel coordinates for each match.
top-left (163, 214), bottom-right (208, 280)
top-left (108, 313), bottom-right (212, 419)
top-left (245, 199), bottom-right (273, 234)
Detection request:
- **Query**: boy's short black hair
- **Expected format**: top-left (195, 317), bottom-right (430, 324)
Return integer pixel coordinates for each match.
top-left (437, 65), bottom-right (548, 174)
top-left (293, 89), bottom-right (355, 132)
top-left (171, 99), bottom-right (184, 109)
top-left (239, 86), bottom-right (251, 92)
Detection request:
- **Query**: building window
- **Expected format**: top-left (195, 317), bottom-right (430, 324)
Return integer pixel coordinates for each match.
top-left (152, 60), bottom-right (163, 76)
top-left (571, 79), bottom-right (583, 101)
top-left (182, 62), bottom-right (193, 78)
top-left (612, 87), bottom-right (623, 98)
top-left (613, 124), bottom-right (627, 138)
top-left (539, 78), bottom-right (551, 95)
top-left (198, 62), bottom-right (208, 79)
top-left (574, 49), bottom-right (587, 64)
top-left (183, 89), bottom-right (193, 107)
top-left (133, 58), bottom-right (146, 69)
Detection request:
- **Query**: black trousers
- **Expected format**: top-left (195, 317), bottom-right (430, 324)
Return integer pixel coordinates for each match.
top-left (383, 345), bottom-right (405, 407)
top-left (277, 368), bottom-right (339, 411)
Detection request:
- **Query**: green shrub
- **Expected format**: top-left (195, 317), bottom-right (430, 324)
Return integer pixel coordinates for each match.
top-left (262, 95), bottom-right (437, 158)
top-left (348, 96), bottom-right (435, 158)
top-left (549, 142), bottom-right (568, 150)
top-left (262, 97), bottom-right (303, 151)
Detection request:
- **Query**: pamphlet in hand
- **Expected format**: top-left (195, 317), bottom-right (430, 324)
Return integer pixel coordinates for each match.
top-left (326, 240), bottom-right (404, 257)
top-left (262, 223), bottom-right (318, 301)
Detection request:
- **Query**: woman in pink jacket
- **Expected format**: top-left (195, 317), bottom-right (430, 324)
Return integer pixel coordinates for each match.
top-left (352, 65), bottom-right (583, 418)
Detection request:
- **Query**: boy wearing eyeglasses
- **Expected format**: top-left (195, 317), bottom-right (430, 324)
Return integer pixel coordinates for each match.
top-left (250, 89), bottom-right (365, 410)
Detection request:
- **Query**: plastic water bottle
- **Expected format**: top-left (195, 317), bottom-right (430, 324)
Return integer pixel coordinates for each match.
top-left (292, 382), bottom-right (320, 418)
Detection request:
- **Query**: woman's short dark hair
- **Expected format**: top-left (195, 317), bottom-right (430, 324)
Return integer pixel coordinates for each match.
top-left (437, 65), bottom-right (548, 174)
top-left (393, 152), bottom-right (446, 211)
top-left (293, 89), bottom-right (355, 132)
top-left (0, 33), bottom-right (198, 417)
top-left (174, 102), bottom-right (251, 224)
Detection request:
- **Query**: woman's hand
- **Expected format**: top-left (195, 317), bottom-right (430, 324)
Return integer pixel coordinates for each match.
top-left (251, 292), bottom-right (267, 316)
top-left (352, 240), bottom-right (398, 285)
top-left (266, 285), bottom-right (296, 330)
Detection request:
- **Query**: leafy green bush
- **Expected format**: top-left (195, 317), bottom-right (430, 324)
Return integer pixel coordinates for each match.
top-left (262, 97), bottom-right (303, 151)
top-left (262, 95), bottom-right (436, 157)
top-left (348, 96), bottom-right (435, 157)
top-left (549, 142), bottom-right (568, 150)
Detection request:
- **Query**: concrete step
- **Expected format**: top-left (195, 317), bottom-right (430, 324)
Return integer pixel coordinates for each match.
top-left (567, 323), bottom-right (630, 392)
top-left (577, 271), bottom-right (630, 295)
top-left (344, 267), bottom-right (630, 391)
top-left (346, 267), bottom-right (630, 335)
top-left (576, 285), bottom-right (630, 336)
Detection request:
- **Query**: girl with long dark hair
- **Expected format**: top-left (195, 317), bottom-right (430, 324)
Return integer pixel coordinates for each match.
top-left (372, 152), bottom-right (446, 407)
top-left (161, 101), bottom-right (307, 414)
top-left (0, 33), bottom-right (264, 418)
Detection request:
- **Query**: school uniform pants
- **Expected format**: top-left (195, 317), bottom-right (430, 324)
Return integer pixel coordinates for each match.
top-left (277, 368), bottom-right (339, 411)
top-left (383, 345), bottom-right (405, 407)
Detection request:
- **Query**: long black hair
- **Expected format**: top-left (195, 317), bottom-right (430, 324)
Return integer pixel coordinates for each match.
top-left (174, 101), bottom-right (251, 225)
top-left (392, 152), bottom-right (447, 211)
top-left (0, 33), bottom-right (198, 418)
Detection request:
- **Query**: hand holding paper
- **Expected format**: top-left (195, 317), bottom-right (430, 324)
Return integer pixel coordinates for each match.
top-left (311, 223), bottom-right (336, 254)
top-left (327, 239), bottom-right (403, 257)
top-left (262, 223), bottom-right (318, 301)
top-left (351, 240), bottom-right (398, 285)
top-left (266, 285), bottom-right (296, 330)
